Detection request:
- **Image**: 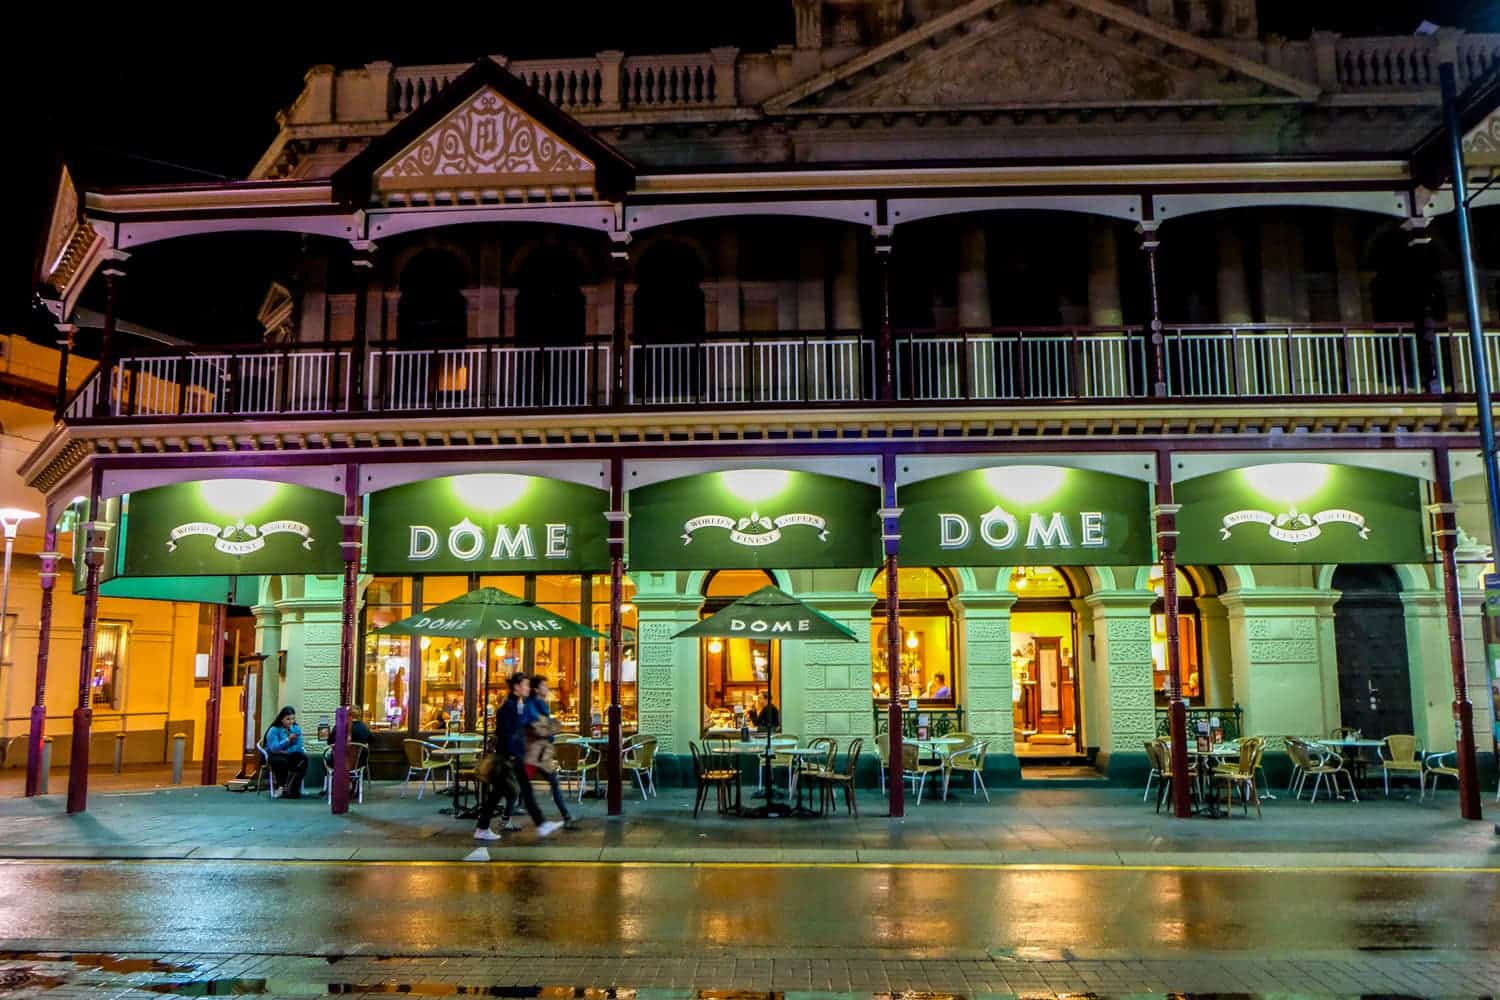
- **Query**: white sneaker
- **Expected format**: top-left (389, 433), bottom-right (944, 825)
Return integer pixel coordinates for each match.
top-left (270, 785), bottom-right (281, 799)
top-left (473, 828), bottom-right (502, 841)
top-left (537, 821), bottom-right (563, 838)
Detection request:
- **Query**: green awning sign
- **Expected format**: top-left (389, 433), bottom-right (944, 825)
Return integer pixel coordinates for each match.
top-left (1175, 463), bottom-right (1426, 565)
top-left (674, 586), bottom-right (858, 641)
top-left (120, 479), bottom-right (344, 577)
top-left (900, 465), bottom-right (1153, 567)
top-left (373, 587), bottom-right (603, 640)
top-left (365, 474), bottom-right (609, 574)
top-left (628, 469), bottom-right (881, 570)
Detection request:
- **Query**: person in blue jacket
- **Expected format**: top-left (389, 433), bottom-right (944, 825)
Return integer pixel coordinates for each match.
top-left (474, 673), bottom-right (561, 840)
top-left (263, 706), bottom-right (308, 799)
top-left (524, 675), bottom-right (577, 829)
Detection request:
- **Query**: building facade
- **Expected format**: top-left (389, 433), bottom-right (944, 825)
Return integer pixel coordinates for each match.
top-left (24, 0), bottom-right (1500, 802)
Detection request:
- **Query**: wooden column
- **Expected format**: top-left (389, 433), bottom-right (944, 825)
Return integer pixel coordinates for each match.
top-left (606, 457), bottom-right (628, 816)
top-left (349, 242), bottom-right (376, 411)
top-left (53, 324), bottom-right (75, 420)
top-left (24, 531), bottom-right (61, 797)
top-left (1154, 455), bottom-right (1191, 818)
top-left (1429, 449), bottom-right (1484, 821)
top-left (611, 233), bottom-right (630, 407)
top-left (67, 469), bottom-right (108, 814)
top-left (331, 463), bottom-right (363, 815)
top-left (881, 452), bottom-right (905, 817)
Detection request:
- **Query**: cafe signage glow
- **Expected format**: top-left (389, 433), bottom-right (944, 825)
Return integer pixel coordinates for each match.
top-left (730, 616), bottom-right (813, 633)
top-left (902, 465), bottom-right (1151, 567)
top-left (409, 615), bottom-right (564, 633)
top-left (1175, 463), bottom-right (1425, 565)
top-left (682, 511), bottom-right (829, 548)
top-left (366, 474), bottom-right (608, 574)
top-left (167, 518), bottom-right (315, 556)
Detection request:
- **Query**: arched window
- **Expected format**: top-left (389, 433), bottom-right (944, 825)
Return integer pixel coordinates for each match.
top-left (1007, 566), bottom-right (1082, 754)
top-left (870, 567), bottom-right (956, 705)
top-left (701, 570), bottom-right (779, 731)
top-left (1149, 566), bottom-right (1205, 707)
top-left (514, 246), bottom-right (586, 346)
top-left (397, 249), bottom-right (468, 347)
top-left (634, 242), bottom-right (706, 342)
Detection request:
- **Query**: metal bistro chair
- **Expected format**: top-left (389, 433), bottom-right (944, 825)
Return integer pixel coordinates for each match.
top-left (1421, 750), bottom-right (1460, 802)
top-left (1381, 734), bottom-right (1424, 797)
top-left (1143, 739), bottom-right (1163, 802)
top-left (321, 742), bottom-right (371, 804)
top-left (793, 737), bottom-right (838, 796)
top-left (622, 735), bottom-right (658, 799)
top-left (806, 738), bottom-right (863, 817)
top-left (690, 741), bottom-right (742, 817)
top-left (901, 742), bottom-right (943, 804)
top-left (401, 739), bottom-right (453, 800)
top-left (943, 739), bottom-right (990, 802)
top-left (1285, 737), bottom-right (1357, 803)
top-left (1147, 739), bottom-right (1194, 815)
top-left (1210, 736), bottom-right (1266, 818)
top-left (254, 741), bottom-right (282, 798)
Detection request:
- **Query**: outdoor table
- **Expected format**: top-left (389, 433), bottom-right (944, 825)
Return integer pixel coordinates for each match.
top-left (1182, 743), bottom-right (1240, 818)
top-left (1314, 738), bottom-right (1385, 787)
top-left (431, 746), bottom-right (483, 818)
top-left (303, 739), bottom-right (330, 796)
top-left (574, 735), bottom-right (639, 796)
top-left (709, 739), bottom-right (806, 817)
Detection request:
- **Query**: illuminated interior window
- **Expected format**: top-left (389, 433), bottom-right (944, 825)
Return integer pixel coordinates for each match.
top-left (701, 569), bottom-right (779, 730)
top-left (1148, 566), bottom-right (1205, 705)
top-left (870, 568), bottom-right (956, 705)
top-left (1005, 566), bottom-right (1072, 598)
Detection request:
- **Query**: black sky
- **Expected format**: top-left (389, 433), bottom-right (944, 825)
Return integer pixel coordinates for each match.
top-left (8, 1), bottom-right (1500, 335)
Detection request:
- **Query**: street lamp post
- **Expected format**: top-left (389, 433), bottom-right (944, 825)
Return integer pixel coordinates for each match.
top-left (0, 508), bottom-right (40, 675)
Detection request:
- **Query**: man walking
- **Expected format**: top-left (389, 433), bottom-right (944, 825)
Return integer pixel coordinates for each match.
top-left (497, 672), bottom-right (561, 838)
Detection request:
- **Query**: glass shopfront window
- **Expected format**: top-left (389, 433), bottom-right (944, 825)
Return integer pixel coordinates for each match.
top-left (92, 622), bottom-right (127, 708)
top-left (870, 568), bottom-right (956, 706)
top-left (363, 577), bottom-right (413, 730)
top-left (588, 575), bottom-right (638, 734)
top-left (1149, 566), bottom-right (1205, 706)
top-left (702, 570), bottom-right (778, 731)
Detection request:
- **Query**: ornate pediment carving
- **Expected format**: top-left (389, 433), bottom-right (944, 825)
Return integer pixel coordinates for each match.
top-left (376, 87), bottom-right (595, 194)
top-left (825, 19), bottom-right (1260, 107)
top-left (1465, 109), bottom-right (1500, 164)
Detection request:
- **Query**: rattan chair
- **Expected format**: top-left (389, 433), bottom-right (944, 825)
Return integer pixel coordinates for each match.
top-left (621, 735), bottom-right (658, 799)
top-left (1381, 734), bottom-right (1423, 796)
top-left (1421, 750), bottom-right (1459, 802)
top-left (1285, 737), bottom-right (1357, 803)
top-left (690, 741), bottom-right (741, 817)
top-left (321, 741), bottom-right (370, 804)
top-left (1143, 740), bottom-right (1163, 802)
top-left (401, 739), bottom-right (452, 800)
top-left (901, 743), bottom-right (943, 804)
top-left (942, 740), bottom-right (990, 802)
top-left (1146, 739), bottom-right (1194, 814)
top-left (1210, 736), bottom-right (1265, 817)
top-left (805, 738), bottom-right (863, 816)
top-left (553, 739), bottom-right (600, 801)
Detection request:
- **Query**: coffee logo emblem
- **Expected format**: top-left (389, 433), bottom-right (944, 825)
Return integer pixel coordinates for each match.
top-left (168, 519), bottom-right (314, 556)
top-left (1220, 507), bottom-right (1368, 545)
top-left (682, 511), bottom-right (828, 548)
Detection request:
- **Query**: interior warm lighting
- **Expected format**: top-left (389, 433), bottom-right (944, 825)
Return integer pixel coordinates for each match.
top-left (620, 603), bottom-right (635, 614)
top-left (1237, 462), bottom-right (1331, 506)
top-left (419, 636), bottom-right (431, 650)
top-left (720, 468), bottom-right (791, 502)
top-left (708, 638), bottom-right (723, 654)
top-left (905, 632), bottom-right (919, 650)
top-left (982, 465), bottom-right (1067, 505)
top-left (447, 473), bottom-right (530, 512)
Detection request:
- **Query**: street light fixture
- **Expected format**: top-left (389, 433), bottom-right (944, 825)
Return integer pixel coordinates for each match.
top-left (0, 508), bottom-right (41, 672)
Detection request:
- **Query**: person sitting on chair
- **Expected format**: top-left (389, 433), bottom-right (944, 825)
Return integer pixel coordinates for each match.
top-left (264, 706), bottom-right (309, 799)
top-left (929, 674), bottom-right (951, 700)
top-left (750, 692), bottom-right (780, 732)
top-left (349, 707), bottom-right (373, 747)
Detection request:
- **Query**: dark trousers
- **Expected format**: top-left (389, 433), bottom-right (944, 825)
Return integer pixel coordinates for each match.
top-left (268, 751), bottom-right (308, 798)
top-left (504, 756), bottom-right (546, 826)
top-left (542, 768), bottom-right (573, 820)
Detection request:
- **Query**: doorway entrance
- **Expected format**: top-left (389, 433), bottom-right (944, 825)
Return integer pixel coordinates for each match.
top-left (1332, 565), bottom-right (1414, 737)
top-left (1008, 566), bottom-right (1083, 757)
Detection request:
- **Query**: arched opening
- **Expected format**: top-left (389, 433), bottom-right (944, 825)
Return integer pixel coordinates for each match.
top-left (1007, 566), bottom-right (1082, 755)
top-left (396, 249), bottom-right (468, 347)
top-left (514, 246), bottom-right (586, 346)
top-left (869, 567), bottom-right (957, 706)
top-left (701, 569), bottom-right (779, 731)
top-left (1149, 566), bottom-right (1206, 707)
top-left (634, 242), bottom-right (706, 342)
top-left (1332, 565), bottom-right (1414, 736)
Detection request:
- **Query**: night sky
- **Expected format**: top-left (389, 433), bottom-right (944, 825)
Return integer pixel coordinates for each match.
top-left (9, 1), bottom-right (1500, 339)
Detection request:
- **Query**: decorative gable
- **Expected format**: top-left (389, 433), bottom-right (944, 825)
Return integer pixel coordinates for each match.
top-left (377, 87), bottom-right (596, 195)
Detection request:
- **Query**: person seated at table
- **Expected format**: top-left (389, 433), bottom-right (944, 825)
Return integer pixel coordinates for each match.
top-left (349, 708), bottom-right (373, 747)
top-left (432, 707), bottom-right (450, 732)
top-left (927, 674), bottom-right (951, 700)
top-left (749, 692), bottom-right (780, 732)
top-left (263, 706), bottom-right (308, 800)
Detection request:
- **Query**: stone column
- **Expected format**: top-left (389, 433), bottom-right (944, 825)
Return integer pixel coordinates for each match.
top-left (957, 225), bottom-right (991, 328)
top-left (251, 596), bottom-right (284, 739)
top-left (1219, 586), bottom-right (1341, 740)
top-left (797, 236), bottom-right (826, 331)
top-left (1258, 212), bottom-right (1307, 323)
top-left (953, 591), bottom-right (1020, 783)
top-left (1458, 564), bottom-right (1498, 765)
top-left (798, 593), bottom-right (877, 743)
top-left (831, 230), bottom-right (862, 331)
top-left (1402, 584), bottom-right (1465, 751)
top-left (1084, 589), bottom-right (1157, 782)
top-left (270, 581), bottom-right (348, 728)
top-left (477, 238), bottom-right (502, 340)
top-left (1087, 219), bottom-right (1123, 326)
top-left (1216, 222), bottom-right (1253, 324)
top-left (631, 576), bottom-right (703, 784)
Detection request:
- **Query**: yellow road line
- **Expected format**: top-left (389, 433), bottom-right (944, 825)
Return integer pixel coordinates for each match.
top-left (0, 857), bottom-right (1495, 874)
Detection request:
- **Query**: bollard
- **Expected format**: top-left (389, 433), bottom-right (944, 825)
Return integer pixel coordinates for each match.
top-left (113, 732), bottom-right (126, 774)
top-left (171, 732), bottom-right (186, 785)
top-left (39, 738), bottom-right (52, 795)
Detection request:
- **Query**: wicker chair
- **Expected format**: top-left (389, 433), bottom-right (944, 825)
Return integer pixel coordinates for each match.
top-left (1421, 750), bottom-right (1459, 802)
top-left (1210, 736), bottom-right (1265, 817)
top-left (1285, 737), bottom-right (1357, 803)
top-left (901, 743), bottom-right (943, 804)
top-left (1381, 734), bottom-right (1424, 796)
top-left (621, 735), bottom-right (658, 799)
top-left (690, 741), bottom-right (741, 817)
top-left (401, 739), bottom-right (452, 800)
top-left (942, 740), bottom-right (990, 802)
top-left (1143, 740), bottom-right (1163, 802)
top-left (553, 739), bottom-right (600, 801)
top-left (805, 738), bottom-right (863, 816)
top-left (1146, 739), bottom-right (1194, 814)
top-left (320, 742), bottom-right (370, 804)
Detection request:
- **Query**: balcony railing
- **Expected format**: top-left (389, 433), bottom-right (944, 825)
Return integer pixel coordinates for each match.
top-left (60, 324), bottom-right (1499, 425)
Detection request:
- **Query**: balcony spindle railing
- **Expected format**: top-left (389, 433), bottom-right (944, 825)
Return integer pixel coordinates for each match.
top-left (57, 324), bottom-right (1500, 424)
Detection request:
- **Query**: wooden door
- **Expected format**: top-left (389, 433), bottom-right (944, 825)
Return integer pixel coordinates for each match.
top-left (1332, 566), bottom-right (1414, 737)
top-left (1035, 637), bottom-right (1065, 734)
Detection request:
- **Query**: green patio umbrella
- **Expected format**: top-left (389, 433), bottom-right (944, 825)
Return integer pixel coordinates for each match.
top-left (674, 586), bottom-right (856, 816)
top-left (375, 587), bottom-right (603, 743)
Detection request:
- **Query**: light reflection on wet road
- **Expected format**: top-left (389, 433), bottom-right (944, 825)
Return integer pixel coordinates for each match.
top-left (0, 861), bottom-right (1495, 959)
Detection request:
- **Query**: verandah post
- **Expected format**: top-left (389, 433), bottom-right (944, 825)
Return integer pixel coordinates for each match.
top-left (606, 456), bottom-right (628, 816)
top-left (881, 451), bottom-right (905, 817)
top-left (67, 468), bottom-right (109, 814)
top-left (331, 462), bottom-right (364, 815)
top-left (1430, 448), bottom-right (1484, 821)
top-left (24, 529), bottom-right (61, 797)
top-left (1154, 452), bottom-right (1192, 818)
top-left (200, 601), bottom-right (227, 785)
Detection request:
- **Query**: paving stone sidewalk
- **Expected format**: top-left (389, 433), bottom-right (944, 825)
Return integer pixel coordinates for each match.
top-left (4, 950), bottom-right (1500, 997)
top-left (1, 768), bottom-right (1497, 867)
